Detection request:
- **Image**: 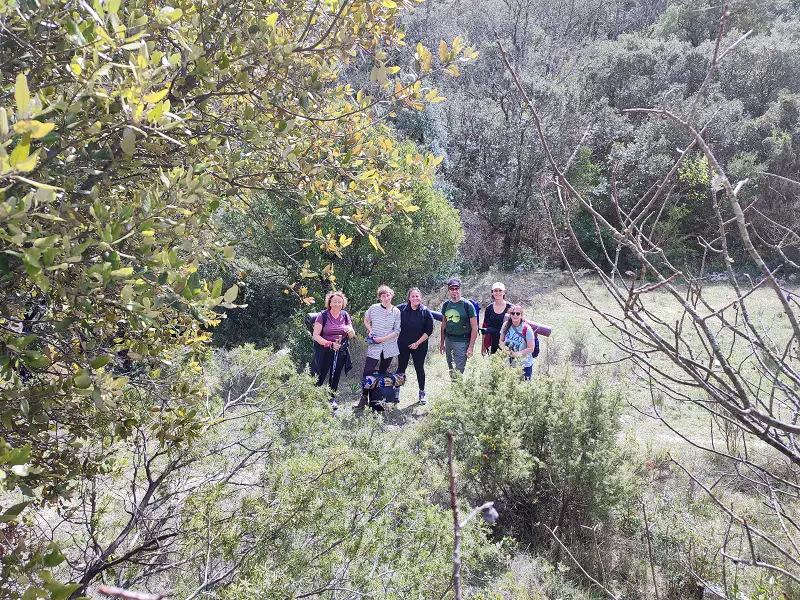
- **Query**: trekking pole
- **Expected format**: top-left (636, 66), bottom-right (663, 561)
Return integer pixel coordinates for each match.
top-left (330, 335), bottom-right (342, 380)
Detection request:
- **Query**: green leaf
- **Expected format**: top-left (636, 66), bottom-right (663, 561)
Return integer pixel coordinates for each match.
top-left (0, 501), bottom-right (30, 523)
top-left (211, 278), bottom-right (223, 298)
top-left (223, 284), bottom-right (238, 303)
top-left (110, 267), bottom-right (134, 277)
top-left (15, 74), bottom-right (30, 114)
top-left (90, 356), bottom-right (112, 369)
top-left (73, 371), bottom-right (92, 389)
top-left (43, 581), bottom-right (81, 600)
top-left (43, 545), bottom-right (66, 567)
top-left (23, 351), bottom-right (51, 368)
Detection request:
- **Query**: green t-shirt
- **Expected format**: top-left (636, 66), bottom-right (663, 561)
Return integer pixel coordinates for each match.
top-left (442, 299), bottom-right (476, 339)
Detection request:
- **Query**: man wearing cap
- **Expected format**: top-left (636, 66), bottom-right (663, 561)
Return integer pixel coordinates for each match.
top-left (439, 277), bottom-right (478, 377)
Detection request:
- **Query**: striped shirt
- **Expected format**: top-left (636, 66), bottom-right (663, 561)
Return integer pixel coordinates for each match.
top-left (365, 303), bottom-right (401, 359)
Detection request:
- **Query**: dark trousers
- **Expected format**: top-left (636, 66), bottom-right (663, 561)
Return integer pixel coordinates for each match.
top-left (397, 341), bottom-right (428, 391)
top-left (363, 352), bottom-right (393, 376)
top-left (316, 350), bottom-right (347, 392)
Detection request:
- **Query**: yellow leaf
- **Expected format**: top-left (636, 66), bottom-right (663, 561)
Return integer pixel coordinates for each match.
top-left (403, 204), bottom-right (420, 212)
top-left (15, 149), bottom-right (40, 173)
top-left (143, 88), bottom-right (169, 103)
top-left (121, 128), bottom-right (136, 156)
top-left (14, 120), bottom-right (55, 139)
top-left (265, 12), bottom-right (278, 28)
top-left (439, 40), bottom-right (448, 62)
top-left (15, 74), bottom-right (30, 114)
top-left (381, 0), bottom-right (397, 7)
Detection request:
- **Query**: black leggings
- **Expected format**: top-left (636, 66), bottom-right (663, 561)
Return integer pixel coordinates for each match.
top-left (316, 350), bottom-right (347, 392)
top-left (397, 341), bottom-right (428, 391)
top-left (363, 352), bottom-right (394, 377)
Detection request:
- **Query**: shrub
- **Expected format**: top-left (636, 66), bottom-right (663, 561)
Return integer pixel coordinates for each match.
top-left (420, 359), bottom-right (628, 548)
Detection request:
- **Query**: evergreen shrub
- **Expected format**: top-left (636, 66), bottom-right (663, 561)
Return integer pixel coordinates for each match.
top-left (421, 359), bottom-right (630, 548)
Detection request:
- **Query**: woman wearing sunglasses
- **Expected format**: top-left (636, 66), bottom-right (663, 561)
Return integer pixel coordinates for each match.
top-left (499, 304), bottom-right (537, 380)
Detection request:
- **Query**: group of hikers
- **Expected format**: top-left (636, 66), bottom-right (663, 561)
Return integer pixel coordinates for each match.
top-left (310, 277), bottom-right (541, 410)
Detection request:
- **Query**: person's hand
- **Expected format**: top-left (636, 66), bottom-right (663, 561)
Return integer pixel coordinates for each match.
top-left (409, 342), bottom-right (418, 350)
top-left (332, 341), bottom-right (341, 351)
top-left (440, 344), bottom-right (445, 355)
top-left (467, 347), bottom-right (473, 359)
top-left (481, 347), bottom-right (488, 356)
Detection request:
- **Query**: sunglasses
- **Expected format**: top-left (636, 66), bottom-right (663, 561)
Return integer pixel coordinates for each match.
top-left (448, 286), bottom-right (460, 290)
top-left (509, 311), bottom-right (522, 316)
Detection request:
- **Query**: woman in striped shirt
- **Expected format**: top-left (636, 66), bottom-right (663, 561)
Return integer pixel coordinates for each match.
top-left (358, 285), bottom-right (401, 407)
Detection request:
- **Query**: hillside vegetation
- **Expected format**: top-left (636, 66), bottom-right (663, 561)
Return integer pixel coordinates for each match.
top-left (2, 0), bottom-right (799, 599)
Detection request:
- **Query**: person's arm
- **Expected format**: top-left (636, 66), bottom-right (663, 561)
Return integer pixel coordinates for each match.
top-left (364, 306), bottom-right (372, 335)
top-left (312, 321), bottom-right (335, 349)
top-left (439, 308), bottom-right (446, 354)
top-left (467, 314), bottom-right (478, 358)
top-left (411, 309), bottom-right (433, 349)
top-left (344, 313), bottom-right (355, 339)
top-left (376, 308), bottom-right (400, 343)
top-left (498, 323), bottom-right (508, 352)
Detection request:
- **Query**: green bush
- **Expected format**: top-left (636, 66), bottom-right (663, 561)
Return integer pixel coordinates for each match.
top-left (420, 359), bottom-right (628, 548)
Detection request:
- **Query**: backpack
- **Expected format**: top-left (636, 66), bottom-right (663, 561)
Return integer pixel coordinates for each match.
top-left (507, 323), bottom-right (540, 358)
top-left (443, 299), bottom-right (480, 336)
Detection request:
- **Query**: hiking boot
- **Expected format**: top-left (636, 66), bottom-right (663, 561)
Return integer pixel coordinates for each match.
top-left (354, 391), bottom-right (368, 411)
top-left (330, 399), bottom-right (338, 411)
top-left (393, 387), bottom-right (400, 402)
top-left (418, 390), bottom-right (427, 405)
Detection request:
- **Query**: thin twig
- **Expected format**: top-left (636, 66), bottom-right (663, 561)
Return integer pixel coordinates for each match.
top-left (641, 499), bottom-right (661, 600)
top-left (447, 431), bottom-right (462, 600)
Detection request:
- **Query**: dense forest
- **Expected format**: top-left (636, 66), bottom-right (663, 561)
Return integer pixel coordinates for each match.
top-left (2, 0), bottom-right (800, 598)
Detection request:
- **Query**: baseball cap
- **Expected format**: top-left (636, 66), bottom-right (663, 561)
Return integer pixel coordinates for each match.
top-left (491, 282), bottom-right (505, 291)
top-left (447, 277), bottom-right (462, 288)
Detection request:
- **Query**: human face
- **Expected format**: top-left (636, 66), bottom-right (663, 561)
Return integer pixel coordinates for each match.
top-left (409, 290), bottom-right (422, 309)
top-left (329, 295), bottom-right (344, 312)
top-left (509, 309), bottom-right (523, 326)
top-left (492, 288), bottom-right (505, 300)
top-left (448, 285), bottom-right (461, 301)
top-left (379, 290), bottom-right (394, 305)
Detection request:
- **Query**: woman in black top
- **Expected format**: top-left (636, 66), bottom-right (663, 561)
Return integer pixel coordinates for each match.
top-left (481, 281), bottom-right (511, 355)
top-left (396, 287), bottom-right (435, 404)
